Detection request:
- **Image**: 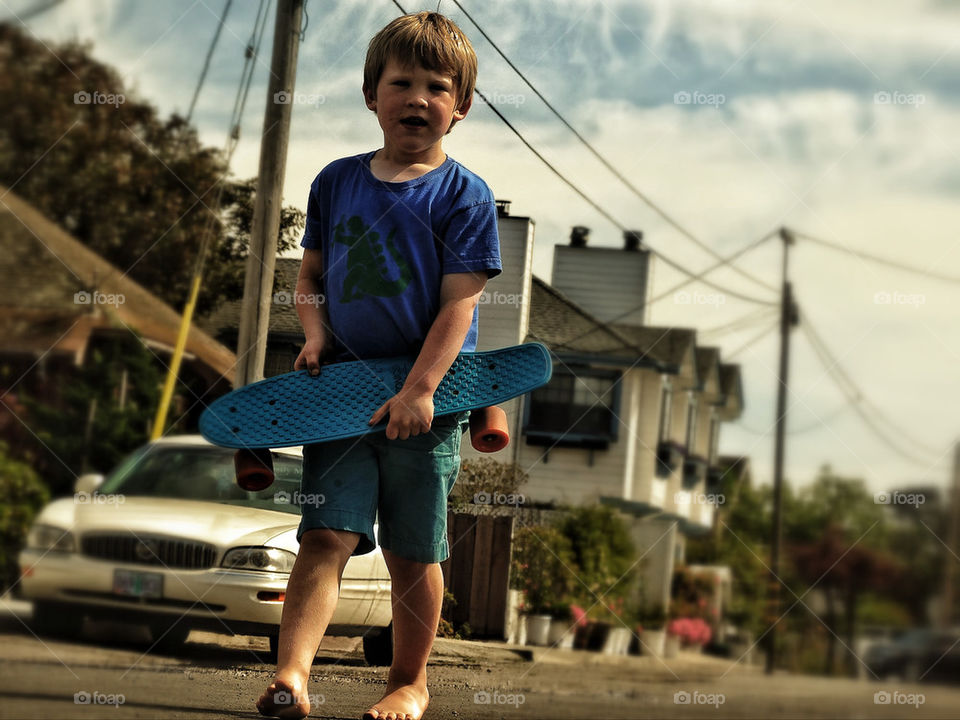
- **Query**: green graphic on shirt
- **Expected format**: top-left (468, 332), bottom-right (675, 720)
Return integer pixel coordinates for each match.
top-left (333, 215), bottom-right (412, 303)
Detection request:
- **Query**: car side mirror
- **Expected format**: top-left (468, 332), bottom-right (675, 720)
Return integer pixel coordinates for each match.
top-left (75, 473), bottom-right (105, 495)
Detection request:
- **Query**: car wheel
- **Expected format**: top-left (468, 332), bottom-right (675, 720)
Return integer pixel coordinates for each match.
top-left (363, 622), bottom-right (393, 666)
top-left (31, 601), bottom-right (82, 639)
top-left (148, 619), bottom-right (190, 652)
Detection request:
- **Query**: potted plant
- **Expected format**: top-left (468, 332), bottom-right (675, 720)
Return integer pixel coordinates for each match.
top-left (637, 605), bottom-right (668, 657)
top-left (510, 525), bottom-right (575, 646)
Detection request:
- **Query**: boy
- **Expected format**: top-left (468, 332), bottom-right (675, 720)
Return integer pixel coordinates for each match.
top-left (257, 12), bottom-right (500, 720)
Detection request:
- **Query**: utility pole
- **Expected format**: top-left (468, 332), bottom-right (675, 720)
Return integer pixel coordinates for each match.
top-left (943, 442), bottom-right (960, 628)
top-left (235, 0), bottom-right (304, 386)
top-left (765, 226), bottom-right (798, 674)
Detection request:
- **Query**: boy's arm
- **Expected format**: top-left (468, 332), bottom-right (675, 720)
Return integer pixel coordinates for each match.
top-left (293, 248), bottom-right (333, 375)
top-left (368, 271), bottom-right (488, 440)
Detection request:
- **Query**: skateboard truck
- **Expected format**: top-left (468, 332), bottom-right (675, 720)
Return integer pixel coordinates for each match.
top-left (234, 406), bottom-right (510, 491)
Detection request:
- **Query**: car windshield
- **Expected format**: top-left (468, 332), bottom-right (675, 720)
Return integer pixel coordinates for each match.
top-left (98, 444), bottom-right (304, 515)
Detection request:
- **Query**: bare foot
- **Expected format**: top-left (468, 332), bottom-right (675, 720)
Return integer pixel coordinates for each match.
top-left (362, 680), bottom-right (429, 720)
top-left (256, 677), bottom-right (310, 719)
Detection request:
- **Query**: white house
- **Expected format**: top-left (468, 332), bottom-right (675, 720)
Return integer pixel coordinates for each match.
top-left (468, 202), bottom-right (745, 613)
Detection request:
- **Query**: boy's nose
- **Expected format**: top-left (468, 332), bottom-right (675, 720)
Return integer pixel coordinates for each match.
top-left (406, 94), bottom-right (428, 108)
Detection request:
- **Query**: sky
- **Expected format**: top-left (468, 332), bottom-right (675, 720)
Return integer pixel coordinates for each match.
top-left (5, 0), bottom-right (959, 495)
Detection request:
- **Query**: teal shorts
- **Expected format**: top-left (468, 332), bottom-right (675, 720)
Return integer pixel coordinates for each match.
top-left (296, 411), bottom-right (468, 563)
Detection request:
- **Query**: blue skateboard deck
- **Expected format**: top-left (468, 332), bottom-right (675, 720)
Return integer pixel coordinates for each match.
top-left (200, 343), bottom-right (552, 449)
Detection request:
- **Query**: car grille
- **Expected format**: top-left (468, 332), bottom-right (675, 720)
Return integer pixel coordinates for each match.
top-left (82, 534), bottom-right (218, 569)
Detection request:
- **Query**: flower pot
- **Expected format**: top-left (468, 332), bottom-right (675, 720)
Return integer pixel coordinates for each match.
top-left (548, 618), bottom-right (575, 649)
top-left (525, 614), bottom-right (552, 646)
top-left (642, 628), bottom-right (666, 657)
top-left (602, 626), bottom-right (631, 655)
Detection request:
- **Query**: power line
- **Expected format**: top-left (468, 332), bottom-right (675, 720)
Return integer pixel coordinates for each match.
top-left (700, 306), bottom-right (780, 338)
top-left (390, 0), bottom-right (776, 309)
top-left (186, 0), bottom-right (234, 125)
top-left (552, 230), bottom-right (778, 353)
top-left (450, 0), bottom-right (778, 295)
top-left (800, 315), bottom-right (946, 464)
top-left (795, 230), bottom-right (960, 286)
top-left (726, 318), bottom-right (778, 360)
top-left (734, 403), bottom-right (853, 437)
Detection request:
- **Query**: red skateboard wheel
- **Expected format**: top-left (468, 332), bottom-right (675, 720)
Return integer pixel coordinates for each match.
top-left (469, 406), bottom-right (509, 453)
top-left (234, 448), bottom-right (275, 491)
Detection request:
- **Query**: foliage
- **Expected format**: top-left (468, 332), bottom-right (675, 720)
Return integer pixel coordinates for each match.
top-left (448, 457), bottom-right (528, 511)
top-left (0, 441), bottom-right (49, 592)
top-left (437, 587), bottom-right (471, 639)
top-left (0, 25), bottom-right (303, 315)
top-left (556, 505), bottom-right (638, 623)
top-left (20, 335), bottom-right (162, 497)
top-left (670, 566), bottom-right (715, 620)
top-left (510, 524), bottom-right (576, 615)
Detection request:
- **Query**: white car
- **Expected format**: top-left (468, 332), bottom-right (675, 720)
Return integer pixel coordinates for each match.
top-left (17, 436), bottom-right (394, 664)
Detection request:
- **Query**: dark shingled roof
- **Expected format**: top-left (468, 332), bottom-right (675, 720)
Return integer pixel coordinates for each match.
top-left (610, 324), bottom-right (697, 373)
top-left (525, 276), bottom-right (639, 359)
top-left (0, 185), bottom-right (236, 381)
top-left (718, 362), bottom-right (744, 418)
top-left (695, 346), bottom-right (721, 395)
top-left (200, 258), bottom-right (303, 338)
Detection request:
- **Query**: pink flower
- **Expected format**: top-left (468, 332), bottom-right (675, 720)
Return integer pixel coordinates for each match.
top-left (570, 605), bottom-right (588, 628)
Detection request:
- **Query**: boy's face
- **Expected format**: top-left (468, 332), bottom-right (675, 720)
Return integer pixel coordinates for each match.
top-left (364, 57), bottom-right (471, 158)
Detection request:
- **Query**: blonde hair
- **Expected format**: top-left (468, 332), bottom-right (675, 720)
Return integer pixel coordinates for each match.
top-left (364, 12), bottom-right (477, 112)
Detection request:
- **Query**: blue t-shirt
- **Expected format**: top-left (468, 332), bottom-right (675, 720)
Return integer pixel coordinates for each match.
top-left (300, 151), bottom-right (502, 361)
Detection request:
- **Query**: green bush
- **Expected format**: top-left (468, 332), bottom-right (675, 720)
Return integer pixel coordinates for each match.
top-left (510, 524), bottom-right (576, 615)
top-left (0, 441), bottom-right (49, 592)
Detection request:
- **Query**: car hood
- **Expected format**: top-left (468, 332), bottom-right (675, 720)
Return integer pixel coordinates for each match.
top-left (37, 496), bottom-right (299, 550)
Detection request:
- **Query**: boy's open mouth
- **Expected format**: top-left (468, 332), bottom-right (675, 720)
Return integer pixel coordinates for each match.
top-left (400, 116), bottom-right (428, 127)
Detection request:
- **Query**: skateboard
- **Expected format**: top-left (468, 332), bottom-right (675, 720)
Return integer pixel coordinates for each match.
top-left (199, 343), bottom-right (553, 490)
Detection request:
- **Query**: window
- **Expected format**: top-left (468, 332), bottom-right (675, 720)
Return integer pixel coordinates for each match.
top-left (707, 412), bottom-right (720, 465)
top-left (685, 393), bottom-right (698, 451)
top-left (524, 368), bottom-right (620, 448)
top-left (658, 377), bottom-right (673, 443)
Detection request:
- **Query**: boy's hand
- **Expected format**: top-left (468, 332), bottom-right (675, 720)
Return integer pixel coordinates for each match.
top-left (294, 338), bottom-right (329, 376)
top-left (368, 387), bottom-right (434, 440)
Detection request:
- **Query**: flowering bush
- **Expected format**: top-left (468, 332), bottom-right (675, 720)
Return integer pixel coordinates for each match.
top-left (667, 616), bottom-right (712, 646)
top-left (510, 525), bottom-right (575, 615)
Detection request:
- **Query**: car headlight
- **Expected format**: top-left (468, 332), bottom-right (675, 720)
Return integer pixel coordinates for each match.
top-left (221, 547), bottom-right (296, 573)
top-left (26, 524), bottom-right (76, 553)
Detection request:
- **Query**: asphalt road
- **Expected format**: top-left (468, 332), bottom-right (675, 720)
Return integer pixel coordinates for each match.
top-left (2, 598), bottom-right (960, 720)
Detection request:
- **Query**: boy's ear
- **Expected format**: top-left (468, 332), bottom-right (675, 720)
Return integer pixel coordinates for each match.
top-left (452, 93), bottom-right (473, 123)
top-left (363, 83), bottom-right (377, 112)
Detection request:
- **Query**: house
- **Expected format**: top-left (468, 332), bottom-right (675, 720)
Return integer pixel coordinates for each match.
top-left (0, 185), bottom-right (237, 438)
top-left (465, 204), bottom-right (745, 613)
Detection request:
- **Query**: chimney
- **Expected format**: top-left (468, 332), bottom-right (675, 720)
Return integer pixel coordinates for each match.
top-left (551, 227), bottom-right (651, 326)
top-left (624, 229), bottom-right (643, 251)
top-left (570, 225), bottom-right (589, 247)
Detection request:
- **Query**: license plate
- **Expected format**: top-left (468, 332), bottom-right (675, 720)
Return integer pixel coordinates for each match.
top-left (113, 569), bottom-right (163, 599)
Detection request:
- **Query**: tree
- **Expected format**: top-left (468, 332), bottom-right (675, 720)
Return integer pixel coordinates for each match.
top-left (21, 334), bottom-right (163, 497)
top-left (0, 24), bottom-right (303, 314)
